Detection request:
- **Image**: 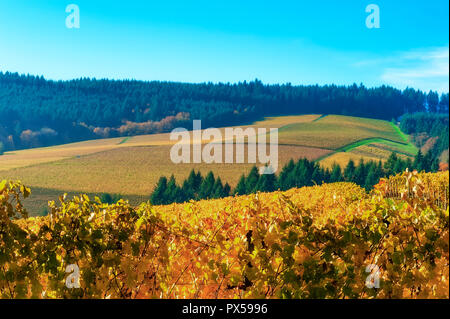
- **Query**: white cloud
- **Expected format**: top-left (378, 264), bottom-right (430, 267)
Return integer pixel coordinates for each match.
top-left (355, 47), bottom-right (449, 93)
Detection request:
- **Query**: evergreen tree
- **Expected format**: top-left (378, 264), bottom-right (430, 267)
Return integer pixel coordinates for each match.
top-left (223, 183), bottom-right (231, 197)
top-left (199, 171), bottom-right (216, 199)
top-left (234, 175), bottom-right (247, 195)
top-left (354, 159), bottom-right (366, 185)
top-left (256, 172), bottom-right (277, 192)
top-left (405, 157), bottom-right (413, 172)
top-left (277, 159), bottom-right (295, 190)
top-left (293, 159), bottom-right (309, 187)
top-left (330, 163), bottom-right (343, 182)
top-left (182, 169), bottom-right (203, 200)
top-left (431, 158), bottom-right (440, 172)
top-left (423, 151), bottom-right (434, 172)
top-left (100, 193), bottom-right (113, 204)
top-left (427, 90), bottom-right (439, 113)
top-left (151, 176), bottom-right (168, 205)
top-left (364, 164), bottom-right (378, 191)
top-left (384, 152), bottom-right (398, 176)
top-left (414, 150), bottom-right (424, 172)
top-left (311, 164), bottom-right (323, 185)
top-left (375, 160), bottom-right (385, 179)
top-left (393, 157), bottom-right (405, 174)
top-left (165, 175), bottom-right (181, 203)
top-left (181, 179), bottom-right (194, 201)
top-left (245, 166), bottom-right (260, 193)
top-left (344, 159), bottom-right (356, 182)
top-left (212, 177), bottom-right (225, 198)
top-left (322, 167), bottom-right (331, 184)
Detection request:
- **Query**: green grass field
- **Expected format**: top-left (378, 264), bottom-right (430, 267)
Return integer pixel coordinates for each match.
top-left (0, 114), bottom-right (415, 215)
top-left (277, 115), bottom-right (407, 149)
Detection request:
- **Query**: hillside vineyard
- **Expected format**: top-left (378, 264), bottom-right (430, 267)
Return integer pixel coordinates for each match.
top-left (1, 171), bottom-right (448, 298)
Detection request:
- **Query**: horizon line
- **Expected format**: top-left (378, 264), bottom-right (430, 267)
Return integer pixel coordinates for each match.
top-left (1, 69), bottom-right (448, 94)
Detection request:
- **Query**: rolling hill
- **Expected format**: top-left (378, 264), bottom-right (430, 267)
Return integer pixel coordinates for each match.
top-left (0, 114), bottom-right (416, 214)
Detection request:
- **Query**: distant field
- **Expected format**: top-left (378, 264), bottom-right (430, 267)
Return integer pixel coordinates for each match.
top-left (0, 114), bottom-right (415, 215)
top-left (278, 115), bottom-right (407, 149)
top-left (319, 144), bottom-right (413, 168)
top-left (312, 117), bottom-right (417, 168)
top-left (0, 114), bottom-right (321, 171)
top-left (1, 144), bottom-right (329, 195)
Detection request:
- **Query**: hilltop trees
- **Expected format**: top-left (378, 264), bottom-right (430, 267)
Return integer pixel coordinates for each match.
top-left (400, 112), bottom-right (449, 161)
top-left (1, 71), bottom-right (448, 152)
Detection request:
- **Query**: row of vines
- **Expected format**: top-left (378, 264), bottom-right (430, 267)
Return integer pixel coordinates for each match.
top-left (0, 171), bottom-right (448, 298)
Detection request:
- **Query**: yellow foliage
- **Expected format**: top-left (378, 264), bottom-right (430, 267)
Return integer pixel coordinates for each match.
top-left (1, 171), bottom-right (448, 299)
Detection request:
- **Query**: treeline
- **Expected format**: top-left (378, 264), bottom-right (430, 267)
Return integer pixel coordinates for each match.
top-left (150, 151), bottom-right (440, 205)
top-left (150, 171), bottom-right (231, 205)
top-left (400, 112), bottom-right (449, 161)
top-left (1, 71), bottom-right (448, 151)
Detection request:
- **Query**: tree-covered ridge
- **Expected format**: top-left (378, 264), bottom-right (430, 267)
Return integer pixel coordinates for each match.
top-left (150, 151), bottom-right (439, 205)
top-left (1, 71), bottom-right (448, 151)
top-left (400, 112), bottom-right (449, 162)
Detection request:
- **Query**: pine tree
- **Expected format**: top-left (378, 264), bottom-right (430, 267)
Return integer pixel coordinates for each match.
top-left (293, 159), bottom-right (309, 187)
top-left (384, 152), bottom-right (398, 176)
top-left (194, 171), bottom-right (203, 192)
top-left (245, 166), bottom-right (260, 193)
top-left (311, 164), bottom-right (323, 185)
top-left (423, 151), bottom-right (434, 172)
top-left (414, 150), bottom-right (424, 172)
top-left (234, 175), bottom-right (247, 195)
top-left (223, 183), bottom-right (231, 197)
top-left (100, 193), bottom-right (113, 204)
top-left (165, 175), bottom-right (181, 203)
top-left (354, 159), bottom-right (366, 185)
top-left (405, 157), bottom-right (413, 172)
top-left (344, 159), bottom-right (356, 182)
top-left (322, 167), bottom-right (331, 184)
top-left (364, 165), bottom-right (378, 191)
top-left (393, 157), bottom-right (405, 174)
top-left (182, 169), bottom-right (203, 200)
top-left (181, 179), bottom-right (194, 201)
top-left (277, 159), bottom-right (295, 190)
top-left (199, 171), bottom-right (215, 199)
top-left (376, 160), bottom-right (385, 179)
top-left (256, 172), bottom-right (277, 192)
top-left (151, 176), bottom-right (168, 205)
top-left (213, 177), bottom-right (225, 198)
top-left (431, 158), bottom-right (440, 172)
top-left (330, 163), bottom-right (343, 182)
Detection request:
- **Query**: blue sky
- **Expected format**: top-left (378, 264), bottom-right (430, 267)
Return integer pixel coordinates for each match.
top-left (0, 0), bottom-right (448, 92)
